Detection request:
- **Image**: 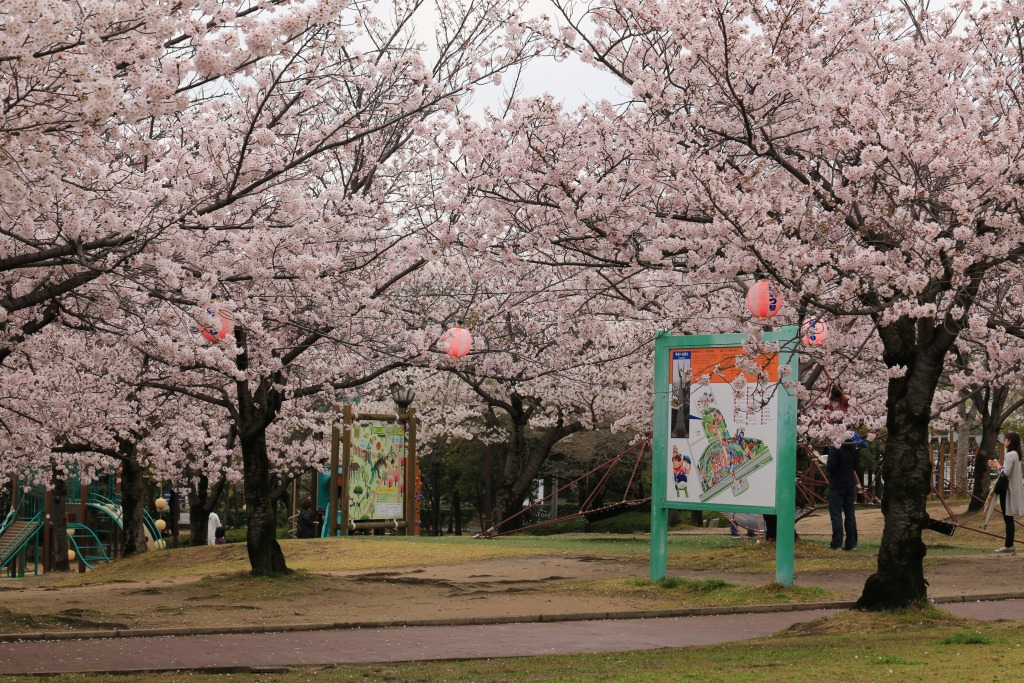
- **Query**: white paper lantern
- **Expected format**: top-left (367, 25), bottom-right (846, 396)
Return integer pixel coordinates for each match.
top-left (439, 327), bottom-right (472, 358)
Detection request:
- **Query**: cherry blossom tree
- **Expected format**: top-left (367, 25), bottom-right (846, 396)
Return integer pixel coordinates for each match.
top-left (535, 0), bottom-right (1024, 609)
top-left (0, 0), bottom-right (360, 360)
top-left (1, 0), bottom-right (546, 576)
top-left (124, 0), bottom-right (544, 575)
top-left (387, 234), bottom-right (660, 527)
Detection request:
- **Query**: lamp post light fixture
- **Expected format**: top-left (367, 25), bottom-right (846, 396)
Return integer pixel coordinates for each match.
top-left (388, 382), bottom-right (419, 536)
top-left (389, 382), bottom-right (415, 410)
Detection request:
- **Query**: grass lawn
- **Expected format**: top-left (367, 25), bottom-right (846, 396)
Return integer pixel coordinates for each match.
top-left (2, 511), bottom-right (1019, 681)
top-left (55, 533), bottom-right (883, 587)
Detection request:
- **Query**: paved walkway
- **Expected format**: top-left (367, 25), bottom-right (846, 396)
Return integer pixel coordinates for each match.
top-left (0, 610), bottom-right (839, 675)
top-left (1, 599), bottom-right (1022, 675)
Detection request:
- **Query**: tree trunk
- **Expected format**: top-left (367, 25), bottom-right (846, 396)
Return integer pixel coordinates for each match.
top-left (494, 416), bottom-right (527, 529)
top-left (238, 426), bottom-right (288, 576)
top-left (188, 473), bottom-right (226, 546)
top-left (189, 476), bottom-right (211, 547)
top-left (50, 469), bottom-right (70, 571)
top-left (234, 327), bottom-right (288, 576)
top-left (121, 454), bottom-right (149, 557)
top-left (453, 488), bottom-right (462, 536)
top-left (968, 386), bottom-right (1008, 512)
top-left (429, 455), bottom-right (443, 536)
top-left (954, 402), bottom-right (973, 493)
top-left (857, 322), bottom-right (943, 610)
top-left (857, 418), bottom-right (931, 608)
top-left (169, 489), bottom-right (180, 549)
top-left (494, 407), bottom-right (584, 529)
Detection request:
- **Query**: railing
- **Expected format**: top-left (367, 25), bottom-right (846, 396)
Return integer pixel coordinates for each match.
top-left (18, 487), bottom-right (45, 520)
top-left (67, 524), bottom-right (111, 570)
top-left (0, 511), bottom-right (43, 572)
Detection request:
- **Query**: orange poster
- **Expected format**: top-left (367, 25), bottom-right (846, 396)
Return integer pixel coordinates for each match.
top-left (669, 346), bottom-right (778, 384)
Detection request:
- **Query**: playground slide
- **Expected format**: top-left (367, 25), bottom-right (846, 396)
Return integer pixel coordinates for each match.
top-left (0, 513), bottom-right (42, 570)
top-left (319, 502), bottom-right (344, 537)
top-left (0, 507), bottom-right (15, 537)
top-left (87, 500), bottom-right (162, 550)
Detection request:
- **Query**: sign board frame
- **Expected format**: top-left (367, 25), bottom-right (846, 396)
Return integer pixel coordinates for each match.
top-left (650, 328), bottom-right (799, 586)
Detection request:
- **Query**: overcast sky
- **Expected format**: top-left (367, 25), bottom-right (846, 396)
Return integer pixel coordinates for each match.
top-left (416, 0), bottom-right (627, 115)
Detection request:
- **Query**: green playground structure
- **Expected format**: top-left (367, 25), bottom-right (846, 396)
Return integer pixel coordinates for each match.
top-left (1, 473), bottom-right (166, 578)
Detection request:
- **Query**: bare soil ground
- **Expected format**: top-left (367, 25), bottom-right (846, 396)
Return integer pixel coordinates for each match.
top-left (0, 505), bottom-right (1017, 636)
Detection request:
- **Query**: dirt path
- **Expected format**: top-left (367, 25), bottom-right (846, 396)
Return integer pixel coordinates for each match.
top-left (0, 507), bottom-right (1017, 636)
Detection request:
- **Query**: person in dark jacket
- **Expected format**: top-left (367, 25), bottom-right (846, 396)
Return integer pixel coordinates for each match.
top-left (296, 497), bottom-right (317, 539)
top-left (825, 386), bottom-right (858, 550)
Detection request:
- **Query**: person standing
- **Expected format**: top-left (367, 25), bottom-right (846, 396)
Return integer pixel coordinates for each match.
top-left (825, 386), bottom-right (858, 551)
top-left (988, 432), bottom-right (1024, 554)
top-left (296, 497), bottom-right (317, 539)
top-left (206, 511), bottom-right (222, 546)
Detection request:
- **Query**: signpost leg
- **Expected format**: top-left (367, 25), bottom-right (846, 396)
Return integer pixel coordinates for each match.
top-left (650, 331), bottom-right (669, 581)
top-left (650, 507), bottom-right (668, 581)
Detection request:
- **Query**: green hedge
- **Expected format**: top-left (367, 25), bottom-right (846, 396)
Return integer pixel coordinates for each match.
top-left (523, 509), bottom-right (652, 535)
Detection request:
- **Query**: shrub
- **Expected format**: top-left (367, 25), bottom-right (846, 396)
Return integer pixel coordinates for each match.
top-left (586, 510), bottom-right (650, 534)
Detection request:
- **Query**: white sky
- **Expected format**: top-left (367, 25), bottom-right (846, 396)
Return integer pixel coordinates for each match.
top-left (413, 0), bottom-right (626, 115)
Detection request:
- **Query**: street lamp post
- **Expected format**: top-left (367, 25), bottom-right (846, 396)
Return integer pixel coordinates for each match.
top-left (390, 383), bottom-right (417, 536)
top-left (389, 382), bottom-right (415, 412)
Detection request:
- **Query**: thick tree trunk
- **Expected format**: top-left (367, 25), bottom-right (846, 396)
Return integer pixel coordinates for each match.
top-left (239, 426), bottom-right (288, 576)
top-left (857, 415), bottom-right (931, 608)
top-left (50, 470), bottom-right (69, 571)
top-left (121, 455), bottom-right (149, 557)
top-left (858, 320), bottom-right (945, 610)
top-left (234, 327), bottom-right (288, 575)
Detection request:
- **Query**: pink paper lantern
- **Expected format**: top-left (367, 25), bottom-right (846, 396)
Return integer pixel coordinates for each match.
top-left (197, 305), bottom-right (235, 343)
top-left (801, 318), bottom-right (828, 346)
top-left (746, 281), bottom-right (783, 320)
top-left (440, 326), bottom-right (472, 358)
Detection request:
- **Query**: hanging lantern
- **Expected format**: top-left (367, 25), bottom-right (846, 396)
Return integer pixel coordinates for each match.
top-left (440, 327), bottom-right (472, 358)
top-left (68, 549), bottom-right (76, 562)
top-left (746, 281), bottom-right (783, 320)
top-left (155, 519), bottom-right (167, 532)
top-left (154, 497), bottom-right (168, 512)
top-left (801, 318), bottom-right (828, 346)
top-left (196, 303), bottom-right (235, 343)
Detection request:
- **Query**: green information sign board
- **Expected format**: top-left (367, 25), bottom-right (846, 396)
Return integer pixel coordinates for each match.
top-left (650, 328), bottom-right (799, 586)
